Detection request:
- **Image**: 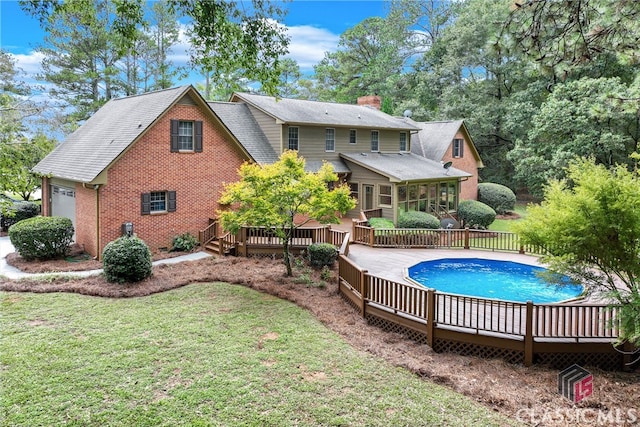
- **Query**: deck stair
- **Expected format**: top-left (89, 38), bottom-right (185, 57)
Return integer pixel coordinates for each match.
top-left (203, 240), bottom-right (231, 256)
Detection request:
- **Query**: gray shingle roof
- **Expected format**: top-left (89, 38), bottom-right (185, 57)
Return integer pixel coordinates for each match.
top-left (340, 152), bottom-right (471, 182)
top-left (232, 92), bottom-right (420, 131)
top-left (33, 86), bottom-right (193, 183)
top-left (208, 101), bottom-right (278, 165)
top-left (304, 159), bottom-right (351, 174)
top-left (409, 119), bottom-right (464, 160)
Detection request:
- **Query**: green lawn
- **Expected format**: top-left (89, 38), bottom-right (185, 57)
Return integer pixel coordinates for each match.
top-left (488, 203), bottom-right (529, 232)
top-left (1, 284), bottom-right (517, 426)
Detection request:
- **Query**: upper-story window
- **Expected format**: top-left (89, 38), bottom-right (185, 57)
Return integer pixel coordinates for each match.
top-left (349, 129), bottom-right (357, 144)
top-left (170, 119), bottom-right (203, 152)
top-left (178, 121), bottom-right (193, 150)
top-left (325, 128), bottom-right (335, 152)
top-left (399, 132), bottom-right (407, 152)
top-left (453, 138), bottom-right (464, 158)
top-left (371, 130), bottom-right (379, 152)
top-left (288, 127), bottom-right (299, 150)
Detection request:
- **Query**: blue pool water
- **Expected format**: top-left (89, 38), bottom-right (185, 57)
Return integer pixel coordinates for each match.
top-left (408, 258), bottom-right (583, 303)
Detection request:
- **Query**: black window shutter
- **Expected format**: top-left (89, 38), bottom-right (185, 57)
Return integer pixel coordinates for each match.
top-left (167, 191), bottom-right (176, 212)
top-left (141, 193), bottom-right (151, 215)
top-left (460, 140), bottom-right (464, 157)
top-left (194, 121), bottom-right (203, 152)
top-left (170, 119), bottom-right (179, 152)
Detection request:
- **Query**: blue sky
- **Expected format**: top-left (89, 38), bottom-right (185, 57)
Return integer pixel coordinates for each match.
top-left (1, 0), bottom-right (390, 86)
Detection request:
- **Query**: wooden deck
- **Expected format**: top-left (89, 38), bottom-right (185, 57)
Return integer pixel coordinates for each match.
top-left (339, 245), bottom-right (626, 369)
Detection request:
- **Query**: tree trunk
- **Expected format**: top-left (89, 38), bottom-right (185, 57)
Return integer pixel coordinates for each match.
top-left (283, 238), bottom-right (292, 276)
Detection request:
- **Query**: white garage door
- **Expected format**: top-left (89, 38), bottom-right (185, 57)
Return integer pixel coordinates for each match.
top-left (51, 185), bottom-right (76, 233)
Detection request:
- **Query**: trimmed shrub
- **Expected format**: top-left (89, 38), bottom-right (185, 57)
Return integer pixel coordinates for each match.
top-left (457, 200), bottom-right (496, 229)
top-left (368, 217), bottom-right (395, 229)
top-left (478, 183), bottom-right (516, 215)
top-left (307, 242), bottom-right (338, 268)
top-left (9, 216), bottom-right (74, 260)
top-left (102, 236), bottom-right (152, 283)
top-left (171, 232), bottom-right (198, 252)
top-left (1, 201), bottom-right (39, 230)
top-left (397, 211), bottom-right (440, 229)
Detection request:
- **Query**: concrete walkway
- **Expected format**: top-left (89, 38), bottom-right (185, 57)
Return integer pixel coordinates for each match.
top-left (0, 236), bottom-right (211, 281)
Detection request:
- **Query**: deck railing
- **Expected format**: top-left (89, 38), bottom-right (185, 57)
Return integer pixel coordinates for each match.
top-left (351, 224), bottom-right (549, 255)
top-left (337, 249), bottom-right (623, 367)
top-left (199, 219), bottom-right (351, 257)
top-left (198, 219), bottom-right (218, 246)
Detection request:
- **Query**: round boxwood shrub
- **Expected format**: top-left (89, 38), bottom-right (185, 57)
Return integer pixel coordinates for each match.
top-left (478, 183), bottom-right (516, 215)
top-left (102, 236), bottom-right (152, 283)
top-left (457, 200), bottom-right (496, 229)
top-left (307, 242), bottom-right (338, 268)
top-left (1, 201), bottom-right (40, 230)
top-left (9, 216), bottom-right (74, 260)
top-left (397, 211), bottom-right (440, 229)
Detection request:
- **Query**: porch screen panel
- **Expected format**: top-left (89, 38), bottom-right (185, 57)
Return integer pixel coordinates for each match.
top-left (408, 184), bottom-right (418, 211)
top-left (419, 185), bottom-right (428, 212)
top-left (398, 185), bottom-right (407, 212)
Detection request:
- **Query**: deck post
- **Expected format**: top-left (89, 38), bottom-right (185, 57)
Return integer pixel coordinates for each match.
top-left (369, 227), bottom-right (375, 247)
top-left (426, 289), bottom-right (435, 348)
top-left (524, 301), bottom-right (534, 366)
top-left (464, 227), bottom-right (470, 250)
top-left (360, 269), bottom-right (368, 318)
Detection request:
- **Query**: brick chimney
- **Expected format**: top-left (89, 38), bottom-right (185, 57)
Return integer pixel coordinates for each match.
top-left (357, 95), bottom-right (382, 110)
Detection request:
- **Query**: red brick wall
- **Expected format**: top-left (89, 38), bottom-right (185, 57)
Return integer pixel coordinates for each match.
top-left (356, 95), bottom-right (382, 110)
top-left (441, 131), bottom-right (479, 201)
top-left (82, 102), bottom-right (247, 258)
top-left (74, 184), bottom-right (98, 256)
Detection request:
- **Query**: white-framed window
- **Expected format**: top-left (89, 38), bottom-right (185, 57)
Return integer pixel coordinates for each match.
top-left (141, 191), bottom-right (176, 215)
top-left (325, 128), bottom-right (335, 152)
top-left (399, 132), bottom-right (407, 152)
top-left (170, 119), bottom-right (202, 152)
top-left (349, 129), bottom-right (357, 144)
top-left (349, 182), bottom-right (359, 201)
top-left (150, 191), bottom-right (167, 212)
top-left (288, 127), bottom-right (299, 150)
top-left (453, 138), bottom-right (464, 158)
top-left (178, 121), bottom-right (193, 150)
top-left (379, 184), bottom-right (392, 206)
top-left (371, 130), bottom-right (379, 152)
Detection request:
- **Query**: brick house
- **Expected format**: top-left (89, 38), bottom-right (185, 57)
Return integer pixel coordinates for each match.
top-left (408, 119), bottom-right (484, 201)
top-left (33, 86), bottom-right (255, 258)
top-left (34, 87), bottom-right (482, 256)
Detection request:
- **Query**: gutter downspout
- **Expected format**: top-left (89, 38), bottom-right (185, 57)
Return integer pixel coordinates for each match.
top-left (94, 184), bottom-right (100, 260)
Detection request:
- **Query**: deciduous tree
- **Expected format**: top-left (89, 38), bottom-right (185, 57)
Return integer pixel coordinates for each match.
top-left (0, 134), bottom-right (55, 200)
top-left (218, 151), bottom-right (355, 276)
top-left (515, 158), bottom-right (640, 349)
top-left (507, 77), bottom-right (639, 197)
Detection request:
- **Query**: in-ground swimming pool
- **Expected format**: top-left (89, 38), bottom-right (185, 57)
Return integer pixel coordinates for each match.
top-left (407, 258), bottom-right (583, 303)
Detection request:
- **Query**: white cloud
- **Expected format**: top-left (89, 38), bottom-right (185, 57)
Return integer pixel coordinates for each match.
top-left (285, 25), bottom-right (339, 71)
top-left (11, 50), bottom-right (45, 79)
top-left (171, 22), bottom-right (340, 79)
top-left (167, 24), bottom-right (192, 67)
